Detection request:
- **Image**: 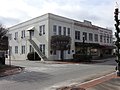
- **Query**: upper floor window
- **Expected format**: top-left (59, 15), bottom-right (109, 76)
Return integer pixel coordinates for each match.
top-left (15, 46), bottom-right (18, 54)
top-left (89, 33), bottom-right (93, 41)
top-left (94, 34), bottom-right (98, 42)
top-left (68, 28), bottom-right (70, 36)
top-left (107, 34), bottom-right (109, 43)
top-left (43, 25), bottom-right (45, 34)
top-left (75, 31), bottom-right (80, 40)
top-left (110, 35), bottom-right (112, 43)
top-left (53, 25), bottom-right (57, 35)
top-left (100, 34), bottom-right (103, 42)
top-left (39, 25), bottom-right (45, 36)
top-left (104, 34), bottom-right (106, 43)
top-left (9, 34), bottom-right (12, 40)
top-left (58, 26), bottom-right (62, 35)
top-left (83, 32), bottom-right (87, 41)
top-left (63, 27), bottom-right (66, 36)
top-left (21, 30), bottom-right (25, 38)
top-left (14, 32), bottom-right (18, 40)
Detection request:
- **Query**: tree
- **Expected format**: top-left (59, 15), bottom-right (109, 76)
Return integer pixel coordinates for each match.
top-left (51, 35), bottom-right (71, 60)
top-left (0, 24), bottom-right (8, 50)
top-left (114, 8), bottom-right (120, 76)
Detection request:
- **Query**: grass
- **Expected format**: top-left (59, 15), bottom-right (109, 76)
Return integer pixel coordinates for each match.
top-left (0, 65), bottom-right (20, 73)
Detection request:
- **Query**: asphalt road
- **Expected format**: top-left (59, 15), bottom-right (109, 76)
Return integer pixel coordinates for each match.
top-left (0, 58), bottom-right (116, 90)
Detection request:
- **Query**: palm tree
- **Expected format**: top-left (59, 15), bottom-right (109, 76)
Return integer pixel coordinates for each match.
top-left (51, 35), bottom-right (71, 60)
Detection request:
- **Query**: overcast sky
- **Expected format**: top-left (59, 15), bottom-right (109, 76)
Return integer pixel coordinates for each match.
top-left (0, 0), bottom-right (118, 31)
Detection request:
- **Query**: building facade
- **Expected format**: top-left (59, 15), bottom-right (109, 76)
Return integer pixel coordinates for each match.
top-left (8, 13), bottom-right (114, 60)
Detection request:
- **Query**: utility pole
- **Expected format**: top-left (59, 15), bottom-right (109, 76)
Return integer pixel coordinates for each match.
top-left (114, 8), bottom-right (120, 76)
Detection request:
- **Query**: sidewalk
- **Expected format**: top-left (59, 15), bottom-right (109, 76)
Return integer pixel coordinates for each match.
top-left (0, 65), bottom-right (24, 77)
top-left (57, 72), bottom-right (120, 90)
top-left (87, 73), bottom-right (120, 90)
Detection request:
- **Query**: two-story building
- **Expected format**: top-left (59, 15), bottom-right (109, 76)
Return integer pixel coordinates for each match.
top-left (8, 13), bottom-right (114, 60)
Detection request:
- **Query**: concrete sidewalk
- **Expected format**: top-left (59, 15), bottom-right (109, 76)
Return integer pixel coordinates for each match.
top-left (57, 72), bottom-right (120, 90)
top-left (79, 72), bottom-right (120, 90)
top-left (87, 74), bottom-right (120, 90)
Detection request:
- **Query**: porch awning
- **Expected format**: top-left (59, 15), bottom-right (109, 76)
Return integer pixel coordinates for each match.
top-left (75, 42), bottom-right (116, 49)
top-left (75, 42), bottom-right (100, 47)
top-left (99, 45), bottom-right (116, 49)
top-left (26, 26), bottom-right (35, 31)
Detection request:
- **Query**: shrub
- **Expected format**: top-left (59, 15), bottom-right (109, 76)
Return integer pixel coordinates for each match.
top-left (73, 54), bottom-right (92, 62)
top-left (27, 52), bottom-right (41, 61)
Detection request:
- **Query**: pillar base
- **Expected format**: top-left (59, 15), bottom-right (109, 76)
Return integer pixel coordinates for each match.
top-left (117, 70), bottom-right (120, 76)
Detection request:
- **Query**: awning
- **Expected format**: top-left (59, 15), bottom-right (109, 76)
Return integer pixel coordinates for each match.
top-left (75, 42), bottom-right (100, 47)
top-left (26, 26), bottom-right (35, 31)
top-left (99, 45), bottom-right (116, 49)
top-left (75, 42), bottom-right (116, 49)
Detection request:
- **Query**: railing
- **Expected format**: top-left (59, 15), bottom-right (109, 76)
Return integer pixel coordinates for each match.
top-left (28, 39), bottom-right (47, 61)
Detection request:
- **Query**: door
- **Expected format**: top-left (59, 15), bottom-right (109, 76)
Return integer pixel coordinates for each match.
top-left (29, 31), bottom-right (34, 39)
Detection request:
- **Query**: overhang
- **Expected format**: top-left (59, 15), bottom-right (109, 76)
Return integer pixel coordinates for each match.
top-left (26, 26), bottom-right (35, 31)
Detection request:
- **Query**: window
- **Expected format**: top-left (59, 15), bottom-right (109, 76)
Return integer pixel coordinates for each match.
top-left (39, 44), bottom-right (45, 55)
top-left (58, 26), bottom-right (62, 35)
top-left (40, 45), bottom-right (42, 52)
top-left (39, 26), bottom-right (42, 36)
top-left (68, 28), bottom-right (70, 36)
top-left (15, 46), bottom-right (18, 54)
top-left (21, 45), bottom-right (25, 54)
top-left (43, 25), bottom-right (45, 34)
top-left (53, 50), bottom-right (56, 55)
top-left (9, 46), bottom-right (12, 56)
top-left (75, 31), bottom-right (80, 40)
top-left (9, 34), bottom-right (12, 40)
top-left (68, 49), bottom-right (70, 54)
top-left (100, 34), bottom-right (103, 42)
top-left (110, 35), bottom-right (112, 43)
top-left (63, 27), bottom-right (66, 35)
top-left (39, 25), bottom-right (45, 36)
top-left (107, 34), bottom-right (109, 43)
top-left (83, 32), bottom-right (87, 41)
top-left (94, 34), bottom-right (98, 42)
top-left (29, 45), bottom-right (34, 52)
top-left (89, 33), bottom-right (93, 41)
top-left (104, 34), bottom-right (106, 43)
top-left (53, 25), bottom-right (57, 35)
top-left (21, 30), bottom-right (25, 38)
top-left (14, 32), bottom-right (18, 40)
top-left (43, 44), bottom-right (45, 55)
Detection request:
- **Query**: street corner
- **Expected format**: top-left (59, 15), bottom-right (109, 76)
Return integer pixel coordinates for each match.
top-left (0, 65), bottom-right (24, 77)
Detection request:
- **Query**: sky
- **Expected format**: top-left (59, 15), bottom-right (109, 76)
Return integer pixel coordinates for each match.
top-left (0, 0), bottom-right (118, 32)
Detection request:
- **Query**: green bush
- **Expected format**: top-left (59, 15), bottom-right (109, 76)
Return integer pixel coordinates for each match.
top-left (73, 54), bottom-right (92, 62)
top-left (27, 52), bottom-right (41, 61)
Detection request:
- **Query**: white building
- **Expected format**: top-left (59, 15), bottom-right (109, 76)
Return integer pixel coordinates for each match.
top-left (8, 13), bottom-right (114, 60)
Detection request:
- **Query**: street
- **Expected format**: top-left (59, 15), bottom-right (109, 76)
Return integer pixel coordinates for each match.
top-left (0, 58), bottom-right (116, 90)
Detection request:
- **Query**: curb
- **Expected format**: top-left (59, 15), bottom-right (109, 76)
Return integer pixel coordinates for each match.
top-left (0, 67), bottom-right (24, 77)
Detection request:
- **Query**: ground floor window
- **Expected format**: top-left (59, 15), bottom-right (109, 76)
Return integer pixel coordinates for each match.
top-left (90, 48), bottom-right (98, 55)
top-left (39, 44), bottom-right (45, 55)
top-left (29, 45), bottom-right (34, 52)
top-left (15, 46), bottom-right (18, 54)
top-left (21, 45), bottom-right (25, 54)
